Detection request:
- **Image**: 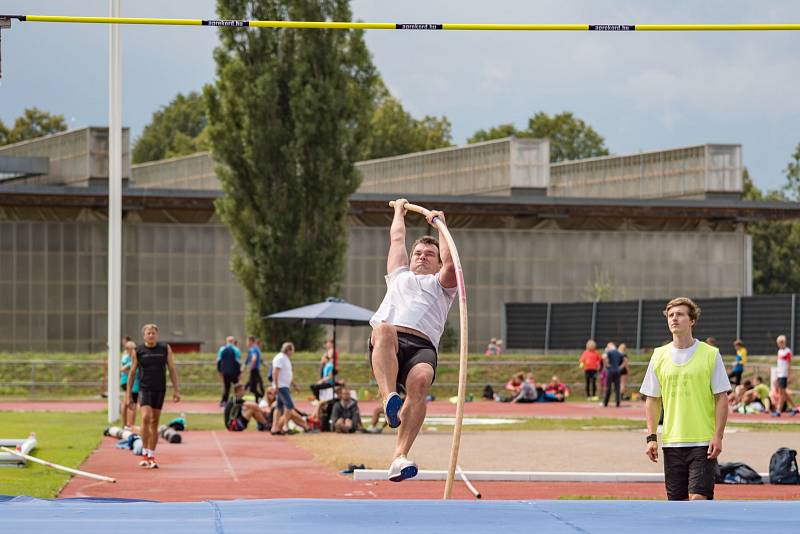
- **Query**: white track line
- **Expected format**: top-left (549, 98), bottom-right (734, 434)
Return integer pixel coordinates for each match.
top-left (353, 469), bottom-right (771, 483)
top-left (211, 431), bottom-right (239, 482)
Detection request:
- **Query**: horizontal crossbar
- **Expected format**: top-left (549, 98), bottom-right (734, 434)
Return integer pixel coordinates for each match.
top-left (2, 16), bottom-right (800, 31)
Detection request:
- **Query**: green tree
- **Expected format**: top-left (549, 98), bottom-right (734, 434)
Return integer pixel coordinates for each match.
top-left (784, 142), bottom-right (800, 201)
top-left (364, 82), bottom-right (452, 159)
top-left (468, 111), bottom-right (610, 163)
top-left (468, 123), bottom-right (518, 144)
top-left (744, 167), bottom-right (800, 294)
top-left (132, 91), bottom-right (209, 163)
top-left (0, 108), bottom-right (67, 145)
top-left (206, 0), bottom-right (376, 349)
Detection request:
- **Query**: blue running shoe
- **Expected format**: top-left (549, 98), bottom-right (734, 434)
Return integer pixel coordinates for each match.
top-left (388, 455), bottom-right (418, 482)
top-left (384, 392), bottom-right (403, 428)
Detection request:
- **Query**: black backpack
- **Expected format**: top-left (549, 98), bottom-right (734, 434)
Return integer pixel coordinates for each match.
top-left (715, 462), bottom-right (763, 484)
top-left (769, 448), bottom-right (800, 484)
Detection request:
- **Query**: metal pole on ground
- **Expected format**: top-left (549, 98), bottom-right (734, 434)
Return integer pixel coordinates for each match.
top-left (106, 0), bottom-right (122, 423)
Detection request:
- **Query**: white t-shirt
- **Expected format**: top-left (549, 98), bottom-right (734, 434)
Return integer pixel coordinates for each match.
top-left (271, 352), bottom-right (293, 388)
top-left (777, 348), bottom-right (792, 378)
top-left (369, 266), bottom-right (458, 349)
top-left (639, 340), bottom-right (731, 448)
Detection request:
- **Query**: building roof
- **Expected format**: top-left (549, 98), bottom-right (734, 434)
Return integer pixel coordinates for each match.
top-left (1, 185), bottom-right (798, 221)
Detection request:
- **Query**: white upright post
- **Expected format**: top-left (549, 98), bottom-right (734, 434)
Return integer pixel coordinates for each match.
top-left (107, 0), bottom-right (122, 423)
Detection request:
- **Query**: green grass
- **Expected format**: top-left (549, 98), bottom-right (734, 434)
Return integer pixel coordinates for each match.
top-left (0, 411), bottom-right (107, 498)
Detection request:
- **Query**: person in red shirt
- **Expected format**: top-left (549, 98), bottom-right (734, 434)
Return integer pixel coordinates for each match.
top-left (579, 339), bottom-right (602, 400)
top-left (544, 376), bottom-right (569, 402)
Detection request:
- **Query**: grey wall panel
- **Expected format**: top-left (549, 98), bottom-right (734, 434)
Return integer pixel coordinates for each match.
top-left (595, 301), bottom-right (639, 347)
top-left (740, 295), bottom-right (793, 355)
top-left (692, 297), bottom-right (738, 352)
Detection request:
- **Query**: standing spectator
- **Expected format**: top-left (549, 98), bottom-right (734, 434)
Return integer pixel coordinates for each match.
top-left (120, 340), bottom-right (140, 428)
top-left (126, 324), bottom-right (181, 469)
top-left (270, 342), bottom-right (309, 434)
top-left (602, 343), bottom-right (625, 407)
top-left (773, 335), bottom-right (797, 416)
top-left (728, 340), bottom-right (747, 386)
top-left (331, 387), bottom-right (362, 433)
top-left (310, 343), bottom-right (336, 400)
top-left (496, 340), bottom-right (504, 355)
top-left (618, 343), bottom-right (630, 400)
top-left (217, 336), bottom-right (241, 407)
top-left (543, 376), bottom-right (569, 402)
top-left (640, 297), bottom-right (730, 501)
top-left (485, 338), bottom-right (499, 356)
top-left (579, 339), bottom-right (602, 400)
top-left (244, 336), bottom-right (264, 402)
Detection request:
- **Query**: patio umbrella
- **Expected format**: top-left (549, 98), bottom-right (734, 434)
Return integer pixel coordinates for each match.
top-left (263, 297), bottom-right (375, 374)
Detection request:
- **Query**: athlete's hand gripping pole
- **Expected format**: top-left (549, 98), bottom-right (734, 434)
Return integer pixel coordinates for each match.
top-left (389, 200), bottom-right (468, 500)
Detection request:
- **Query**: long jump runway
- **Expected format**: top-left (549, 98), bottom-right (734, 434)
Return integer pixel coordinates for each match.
top-left (2, 497), bottom-right (799, 533)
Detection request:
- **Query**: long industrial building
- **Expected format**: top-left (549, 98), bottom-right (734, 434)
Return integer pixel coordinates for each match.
top-left (1, 127), bottom-right (798, 353)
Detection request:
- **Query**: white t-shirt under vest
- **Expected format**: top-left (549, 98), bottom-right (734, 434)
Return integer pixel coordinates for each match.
top-left (370, 266), bottom-right (457, 350)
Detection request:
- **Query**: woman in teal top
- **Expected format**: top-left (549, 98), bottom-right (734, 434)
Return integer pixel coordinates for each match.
top-left (120, 341), bottom-right (140, 428)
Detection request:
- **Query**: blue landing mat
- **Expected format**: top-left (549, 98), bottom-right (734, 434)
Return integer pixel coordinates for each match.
top-left (1, 497), bottom-right (797, 533)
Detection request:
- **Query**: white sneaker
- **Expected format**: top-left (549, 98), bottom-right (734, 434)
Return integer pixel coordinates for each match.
top-left (387, 455), bottom-right (418, 482)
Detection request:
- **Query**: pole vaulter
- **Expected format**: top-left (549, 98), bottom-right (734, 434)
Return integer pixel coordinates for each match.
top-left (386, 201), bottom-right (468, 500)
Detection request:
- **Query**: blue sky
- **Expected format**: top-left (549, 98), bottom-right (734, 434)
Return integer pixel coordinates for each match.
top-left (2, 1), bottom-right (799, 192)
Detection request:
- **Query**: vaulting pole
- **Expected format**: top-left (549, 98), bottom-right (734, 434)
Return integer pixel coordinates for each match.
top-left (389, 201), bottom-right (468, 500)
top-left (1, 15), bottom-right (799, 31)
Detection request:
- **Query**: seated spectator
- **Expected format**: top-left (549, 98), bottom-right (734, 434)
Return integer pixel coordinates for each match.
top-left (331, 387), bottom-right (361, 433)
top-left (485, 338), bottom-right (499, 356)
top-left (735, 376), bottom-right (770, 413)
top-left (224, 383), bottom-right (270, 432)
top-left (505, 372), bottom-right (524, 395)
top-left (511, 373), bottom-right (538, 403)
top-left (543, 376), bottom-right (569, 402)
top-left (259, 388), bottom-right (278, 429)
top-left (728, 379), bottom-right (753, 406)
top-left (366, 404), bottom-right (387, 434)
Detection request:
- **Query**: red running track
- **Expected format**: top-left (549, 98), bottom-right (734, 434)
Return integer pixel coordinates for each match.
top-left (60, 429), bottom-right (800, 502)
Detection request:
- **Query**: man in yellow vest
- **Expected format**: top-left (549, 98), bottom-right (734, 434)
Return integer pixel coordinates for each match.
top-left (640, 297), bottom-right (731, 500)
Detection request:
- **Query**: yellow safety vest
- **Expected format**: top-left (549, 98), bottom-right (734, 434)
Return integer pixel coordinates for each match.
top-left (653, 341), bottom-right (717, 444)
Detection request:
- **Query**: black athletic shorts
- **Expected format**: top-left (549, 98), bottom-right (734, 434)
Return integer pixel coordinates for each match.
top-left (663, 446), bottom-right (716, 500)
top-left (121, 384), bottom-right (139, 403)
top-left (369, 331), bottom-right (437, 389)
top-left (139, 389), bottom-right (166, 410)
top-left (778, 377), bottom-right (788, 389)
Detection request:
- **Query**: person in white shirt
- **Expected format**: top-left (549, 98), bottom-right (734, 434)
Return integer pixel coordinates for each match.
top-left (639, 297), bottom-right (731, 501)
top-left (270, 342), bottom-right (308, 434)
top-left (369, 198), bottom-right (458, 482)
top-left (773, 335), bottom-right (797, 416)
